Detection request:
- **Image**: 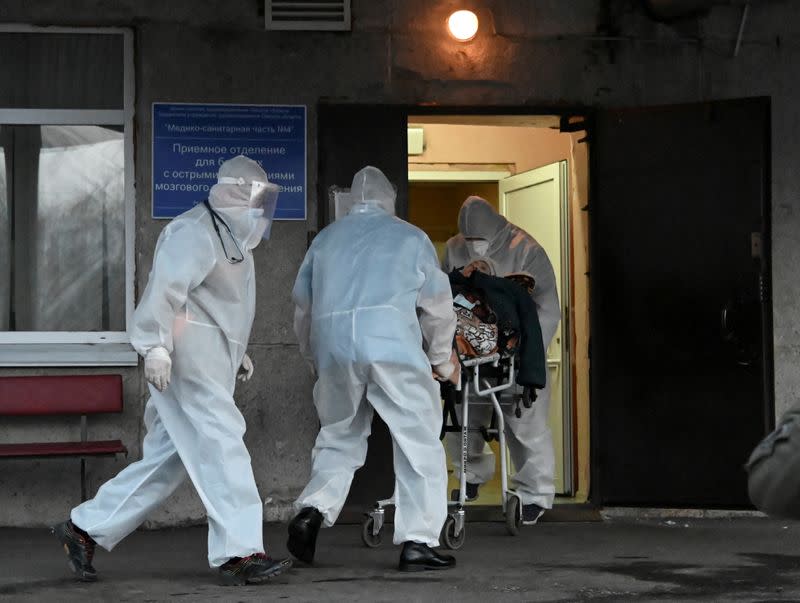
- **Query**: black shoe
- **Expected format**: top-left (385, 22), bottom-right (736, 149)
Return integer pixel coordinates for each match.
top-left (52, 520), bottom-right (97, 582)
top-left (522, 503), bottom-right (545, 525)
top-left (219, 553), bottom-right (292, 586)
top-left (450, 482), bottom-right (480, 502)
top-left (398, 542), bottom-right (456, 572)
top-left (287, 507), bottom-right (323, 564)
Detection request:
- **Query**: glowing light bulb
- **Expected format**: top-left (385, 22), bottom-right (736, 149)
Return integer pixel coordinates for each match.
top-left (447, 10), bottom-right (479, 42)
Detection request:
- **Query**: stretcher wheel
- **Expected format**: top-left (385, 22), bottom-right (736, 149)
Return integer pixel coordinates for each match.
top-left (361, 516), bottom-right (382, 548)
top-left (505, 495), bottom-right (522, 536)
top-left (441, 516), bottom-right (466, 550)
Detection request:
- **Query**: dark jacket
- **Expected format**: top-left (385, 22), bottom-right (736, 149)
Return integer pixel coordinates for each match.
top-left (449, 270), bottom-right (547, 390)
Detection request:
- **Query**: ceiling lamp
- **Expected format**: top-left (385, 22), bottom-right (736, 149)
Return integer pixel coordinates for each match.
top-left (447, 10), bottom-right (479, 42)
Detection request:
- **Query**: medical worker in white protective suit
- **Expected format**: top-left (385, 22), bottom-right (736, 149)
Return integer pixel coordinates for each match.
top-left (443, 196), bottom-right (561, 525)
top-left (286, 166), bottom-right (459, 572)
top-left (53, 156), bottom-right (292, 586)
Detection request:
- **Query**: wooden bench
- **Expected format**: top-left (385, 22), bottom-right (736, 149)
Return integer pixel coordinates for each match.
top-left (0, 375), bottom-right (128, 501)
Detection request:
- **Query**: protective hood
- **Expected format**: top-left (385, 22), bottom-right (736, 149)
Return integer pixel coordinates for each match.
top-left (334, 166), bottom-right (396, 220)
top-left (208, 155), bottom-right (279, 249)
top-left (458, 196), bottom-right (507, 242)
top-left (444, 197), bottom-right (562, 345)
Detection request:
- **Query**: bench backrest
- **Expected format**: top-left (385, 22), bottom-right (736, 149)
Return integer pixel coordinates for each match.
top-left (0, 375), bottom-right (123, 416)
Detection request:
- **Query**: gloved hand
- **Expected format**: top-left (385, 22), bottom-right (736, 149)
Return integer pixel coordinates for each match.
top-left (144, 347), bottom-right (172, 392)
top-left (238, 353), bottom-right (255, 382)
top-left (433, 350), bottom-right (460, 386)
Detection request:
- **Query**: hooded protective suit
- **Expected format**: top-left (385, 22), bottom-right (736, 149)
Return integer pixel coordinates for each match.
top-left (71, 155), bottom-right (279, 567)
top-left (293, 166), bottom-right (456, 546)
top-left (443, 196), bottom-right (560, 510)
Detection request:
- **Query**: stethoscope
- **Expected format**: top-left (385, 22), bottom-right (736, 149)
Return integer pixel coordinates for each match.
top-left (203, 200), bottom-right (244, 264)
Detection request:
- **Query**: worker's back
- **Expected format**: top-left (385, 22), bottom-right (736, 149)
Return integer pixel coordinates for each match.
top-left (304, 206), bottom-right (430, 367)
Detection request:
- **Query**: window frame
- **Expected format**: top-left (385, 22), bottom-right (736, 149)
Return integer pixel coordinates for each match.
top-left (0, 25), bottom-right (136, 361)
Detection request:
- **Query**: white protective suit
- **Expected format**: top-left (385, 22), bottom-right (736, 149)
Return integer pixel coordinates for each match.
top-left (443, 196), bottom-right (561, 509)
top-left (293, 166), bottom-right (457, 546)
top-left (71, 155), bottom-right (279, 567)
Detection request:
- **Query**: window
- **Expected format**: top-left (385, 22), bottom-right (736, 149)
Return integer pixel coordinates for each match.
top-left (0, 27), bottom-right (135, 364)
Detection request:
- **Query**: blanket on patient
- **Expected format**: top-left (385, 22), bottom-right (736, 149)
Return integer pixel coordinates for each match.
top-left (448, 270), bottom-right (546, 390)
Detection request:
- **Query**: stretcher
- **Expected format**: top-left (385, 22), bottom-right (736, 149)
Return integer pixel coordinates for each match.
top-left (360, 351), bottom-right (534, 550)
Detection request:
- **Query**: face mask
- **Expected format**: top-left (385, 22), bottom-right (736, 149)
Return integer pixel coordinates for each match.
top-left (246, 207), bottom-right (273, 247)
top-left (469, 240), bottom-right (490, 257)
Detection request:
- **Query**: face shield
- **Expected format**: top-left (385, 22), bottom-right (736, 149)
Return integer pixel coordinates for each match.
top-left (218, 176), bottom-right (280, 240)
top-left (332, 187), bottom-right (353, 221)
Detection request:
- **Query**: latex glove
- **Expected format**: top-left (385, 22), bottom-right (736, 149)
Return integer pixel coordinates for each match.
top-left (144, 347), bottom-right (172, 392)
top-left (433, 350), bottom-right (460, 386)
top-left (238, 353), bottom-right (255, 382)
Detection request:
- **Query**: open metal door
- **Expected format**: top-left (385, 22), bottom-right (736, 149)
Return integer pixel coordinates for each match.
top-left (591, 98), bottom-right (773, 507)
top-left (316, 103), bottom-right (408, 518)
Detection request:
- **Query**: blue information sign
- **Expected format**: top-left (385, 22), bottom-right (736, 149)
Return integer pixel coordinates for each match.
top-left (152, 103), bottom-right (306, 220)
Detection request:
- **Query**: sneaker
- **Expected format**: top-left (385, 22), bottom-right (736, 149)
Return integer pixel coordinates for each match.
top-left (522, 503), bottom-right (545, 525)
top-left (218, 553), bottom-right (292, 586)
top-left (52, 520), bottom-right (97, 582)
top-left (450, 482), bottom-right (480, 502)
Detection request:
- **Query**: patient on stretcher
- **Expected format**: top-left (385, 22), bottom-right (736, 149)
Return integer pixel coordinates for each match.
top-left (452, 260), bottom-right (500, 358)
top-left (448, 259), bottom-right (546, 391)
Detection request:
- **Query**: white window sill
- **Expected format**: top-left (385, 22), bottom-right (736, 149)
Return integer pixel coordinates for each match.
top-left (0, 344), bottom-right (139, 367)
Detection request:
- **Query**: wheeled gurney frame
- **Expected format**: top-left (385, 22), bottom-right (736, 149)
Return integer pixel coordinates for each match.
top-left (360, 352), bottom-right (533, 550)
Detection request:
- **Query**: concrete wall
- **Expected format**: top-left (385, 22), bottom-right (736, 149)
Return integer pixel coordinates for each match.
top-left (1, 0), bottom-right (799, 526)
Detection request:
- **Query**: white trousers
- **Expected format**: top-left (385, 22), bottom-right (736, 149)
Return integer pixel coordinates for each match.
top-left (295, 359), bottom-right (448, 547)
top-left (72, 360), bottom-right (264, 567)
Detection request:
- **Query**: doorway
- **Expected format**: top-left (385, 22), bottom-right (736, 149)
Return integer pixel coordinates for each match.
top-left (315, 99), bottom-right (773, 514)
top-left (406, 116), bottom-right (586, 504)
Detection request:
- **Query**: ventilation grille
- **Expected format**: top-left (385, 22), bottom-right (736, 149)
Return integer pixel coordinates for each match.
top-left (265, 0), bottom-right (351, 31)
